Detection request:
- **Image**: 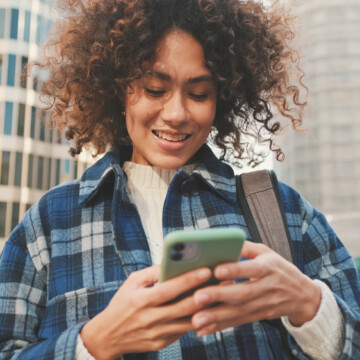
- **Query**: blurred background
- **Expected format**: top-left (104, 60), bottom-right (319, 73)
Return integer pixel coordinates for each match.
top-left (0, 0), bottom-right (94, 251)
top-left (0, 0), bottom-right (359, 269)
top-left (274, 0), bottom-right (360, 259)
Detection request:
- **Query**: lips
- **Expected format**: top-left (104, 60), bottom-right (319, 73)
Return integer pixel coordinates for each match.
top-left (153, 130), bottom-right (190, 142)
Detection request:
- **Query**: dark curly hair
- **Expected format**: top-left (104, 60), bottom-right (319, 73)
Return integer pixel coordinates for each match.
top-left (37, 0), bottom-right (306, 166)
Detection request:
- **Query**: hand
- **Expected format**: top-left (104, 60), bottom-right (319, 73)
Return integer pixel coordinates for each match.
top-left (191, 241), bottom-right (322, 336)
top-left (81, 265), bottom-right (212, 360)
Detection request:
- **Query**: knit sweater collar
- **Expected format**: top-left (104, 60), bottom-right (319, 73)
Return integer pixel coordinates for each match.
top-left (122, 162), bottom-right (197, 190)
top-left (78, 144), bottom-right (236, 206)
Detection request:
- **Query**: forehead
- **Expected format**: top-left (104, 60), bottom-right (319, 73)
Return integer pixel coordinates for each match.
top-left (149, 30), bottom-right (210, 76)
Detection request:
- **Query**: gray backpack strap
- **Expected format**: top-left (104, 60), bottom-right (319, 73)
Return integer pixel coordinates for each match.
top-left (236, 170), bottom-right (295, 264)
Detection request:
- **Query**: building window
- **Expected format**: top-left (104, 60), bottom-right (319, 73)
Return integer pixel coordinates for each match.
top-left (14, 152), bottom-right (22, 186)
top-left (0, 151), bottom-right (10, 185)
top-left (73, 160), bottom-right (78, 179)
top-left (0, 9), bottom-right (5, 38)
top-left (48, 126), bottom-right (53, 143)
top-left (7, 54), bottom-right (16, 86)
top-left (10, 8), bottom-right (19, 40)
top-left (56, 129), bottom-right (62, 144)
top-left (17, 103), bottom-right (25, 137)
top-left (33, 76), bottom-right (38, 91)
top-left (35, 15), bottom-right (42, 45)
top-left (4, 102), bottom-right (13, 135)
top-left (39, 122), bottom-right (45, 141)
top-left (20, 56), bottom-right (28, 88)
top-left (0, 202), bottom-right (6, 237)
top-left (27, 154), bottom-right (33, 188)
top-left (11, 202), bottom-right (20, 231)
top-left (37, 156), bottom-right (44, 189)
top-left (64, 159), bottom-right (70, 176)
top-left (24, 10), bottom-right (31, 42)
top-left (30, 106), bottom-right (36, 138)
top-left (55, 159), bottom-right (61, 185)
top-left (47, 158), bottom-right (52, 189)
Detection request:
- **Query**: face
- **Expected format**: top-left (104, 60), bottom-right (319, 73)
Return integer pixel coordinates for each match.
top-left (125, 30), bottom-right (217, 169)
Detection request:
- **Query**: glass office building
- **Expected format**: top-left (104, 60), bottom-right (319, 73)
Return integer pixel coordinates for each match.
top-left (0, 0), bottom-right (92, 248)
top-left (275, 0), bottom-right (360, 255)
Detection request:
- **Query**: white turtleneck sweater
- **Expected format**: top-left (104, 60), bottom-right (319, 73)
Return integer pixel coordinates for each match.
top-left (122, 161), bottom-right (197, 265)
top-left (77, 162), bottom-right (344, 360)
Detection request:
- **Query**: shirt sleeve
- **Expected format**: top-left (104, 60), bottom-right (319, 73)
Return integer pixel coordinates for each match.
top-left (0, 216), bottom-right (81, 359)
top-left (290, 197), bottom-right (360, 360)
top-left (282, 279), bottom-right (344, 360)
top-left (276, 183), bottom-right (360, 360)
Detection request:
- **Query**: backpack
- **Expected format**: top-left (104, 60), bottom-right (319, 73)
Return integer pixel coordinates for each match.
top-left (236, 170), bottom-right (296, 264)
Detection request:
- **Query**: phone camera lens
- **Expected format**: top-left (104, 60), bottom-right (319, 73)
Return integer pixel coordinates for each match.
top-left (171, 252), bottom-right (183, 261)
top-left (173, 243), bottom-right (185, 252)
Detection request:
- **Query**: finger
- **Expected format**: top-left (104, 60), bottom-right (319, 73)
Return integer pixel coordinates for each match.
top-left (214, 251), bottom-right (284, 280)
top-left (193, 304), bottom-right (263, 335)
top-left (149, 267), bottom-right (212, 305)
top-left (240, 241), bottom-right (272, 259)
top-left (196, 317), bottom-right (238, 337)
top-left (195, 305), bottom-right (280, 337)
top-left (193, 281), bottom-right (262, 307)
top-left (152, 289), bottom-right (209, 323)
top-left (193, 284), bottom-right (293, 333)
top-left (213, 258), bottom-right (268, 281)
top-left (127, 265), bottom-right (161, 288)
top-left (192, 304), bottom-right (243, 332)
top-left (133, 295), bottom-right (203, 332)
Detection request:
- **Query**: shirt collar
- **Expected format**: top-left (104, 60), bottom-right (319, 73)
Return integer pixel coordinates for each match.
top-left (191, 145), bottom-right (236, 204)
top-left (78, 144), bottom-right (236, 206)
top-left (78, 146), bottom-right (131, 206)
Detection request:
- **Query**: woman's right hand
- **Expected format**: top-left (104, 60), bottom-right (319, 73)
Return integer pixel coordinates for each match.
top-left (80, 265), bottom-right (212, 360)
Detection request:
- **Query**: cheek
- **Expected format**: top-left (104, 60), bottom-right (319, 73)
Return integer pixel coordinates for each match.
top-left (198, 106), bottom-right (216, 132)
top-left (125, 101), bottom-right (158, 135)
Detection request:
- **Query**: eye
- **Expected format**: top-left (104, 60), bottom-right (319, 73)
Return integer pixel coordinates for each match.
top-left (145, 88), bottom-right (166, 97)
top-left (189, 93), bottom-right (208, 101)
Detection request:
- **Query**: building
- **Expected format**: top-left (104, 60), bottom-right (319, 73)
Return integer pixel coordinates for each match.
top-left (274, 0), bottom-right (360, 255)
top-left (0, 0), bottom-right (92, 249)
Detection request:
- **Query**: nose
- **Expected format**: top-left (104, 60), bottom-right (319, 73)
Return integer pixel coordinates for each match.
top-left (162, 91), bottom-right (187, 125)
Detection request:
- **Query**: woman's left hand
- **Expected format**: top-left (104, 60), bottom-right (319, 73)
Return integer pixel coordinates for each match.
top-left (192, 241), bottom-right (322, 337)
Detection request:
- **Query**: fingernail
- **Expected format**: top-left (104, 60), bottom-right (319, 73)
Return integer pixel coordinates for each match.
top-left (217, 267), bottom-right (229, 277)
top-left (195, 292), bottom-right (210, 305)
top-left (198, 269), bottom-right (210, 280)
top-left (194, 315), bottom-right (209, 328)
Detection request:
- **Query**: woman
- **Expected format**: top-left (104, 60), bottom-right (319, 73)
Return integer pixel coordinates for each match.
top-left (1, 0), bottom-right (359, 359)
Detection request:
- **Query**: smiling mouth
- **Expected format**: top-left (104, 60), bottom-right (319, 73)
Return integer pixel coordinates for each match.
top-left (153, 130), bottom-right (190, 142)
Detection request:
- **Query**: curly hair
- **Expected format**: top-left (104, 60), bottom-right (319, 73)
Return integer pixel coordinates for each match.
top-left (38, 0), bottom-right (306, 166)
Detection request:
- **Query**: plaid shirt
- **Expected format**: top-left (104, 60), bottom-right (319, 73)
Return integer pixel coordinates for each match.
top-left (1, 145), bottom-right (360, 360)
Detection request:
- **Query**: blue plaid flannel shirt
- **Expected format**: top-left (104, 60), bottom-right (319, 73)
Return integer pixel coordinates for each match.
top-left (1, 145), bottom-right (360, 360)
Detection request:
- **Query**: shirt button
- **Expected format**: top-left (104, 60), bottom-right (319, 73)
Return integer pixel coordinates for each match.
top-left (292, 349), bottom-right (299, 356)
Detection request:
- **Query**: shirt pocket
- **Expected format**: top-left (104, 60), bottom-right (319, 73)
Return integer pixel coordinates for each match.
top-left (38, 280), bottom-right (123, 339)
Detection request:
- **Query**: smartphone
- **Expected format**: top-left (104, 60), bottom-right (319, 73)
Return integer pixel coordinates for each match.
top-left (159, 227), bottom-right (245, 300)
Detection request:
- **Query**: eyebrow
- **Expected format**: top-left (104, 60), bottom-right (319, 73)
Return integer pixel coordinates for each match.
top-left (145, 70), bottom-right (214, 84)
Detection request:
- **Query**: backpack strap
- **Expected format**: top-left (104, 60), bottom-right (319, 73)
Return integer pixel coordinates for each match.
top-left (236, 170), bottom-right (296, 264)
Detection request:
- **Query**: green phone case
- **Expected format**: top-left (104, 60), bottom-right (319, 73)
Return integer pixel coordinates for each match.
top-left (159, 227), bottom-right (245, 289)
